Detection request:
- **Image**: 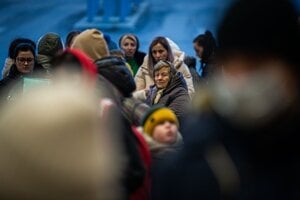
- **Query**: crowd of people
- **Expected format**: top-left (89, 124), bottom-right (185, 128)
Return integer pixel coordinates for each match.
top-left (0, 0), bottom-right (299, 199)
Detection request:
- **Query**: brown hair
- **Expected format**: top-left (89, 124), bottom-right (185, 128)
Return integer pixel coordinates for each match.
top-left (148, 37), bottom-right (174, 77)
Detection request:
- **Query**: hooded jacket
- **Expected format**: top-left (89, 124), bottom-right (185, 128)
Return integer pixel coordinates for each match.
top-left (145, 69), bottom-right (190, 124)
top-left (71, 29), bottom-right (109, 61)
top-left (135, 50), bottom-right (194, 97)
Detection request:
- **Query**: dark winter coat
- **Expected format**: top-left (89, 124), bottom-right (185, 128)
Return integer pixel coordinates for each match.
top-left (94, 56), bottom-right (149, 199)
top-left (145, 71), bottom-right (190, 124)
top-left (150, 104), bottom-right (300, 200)
top-left (132, 51), bottom-right (146, 67)
top-left (0, 63), bottom-right (46, 103)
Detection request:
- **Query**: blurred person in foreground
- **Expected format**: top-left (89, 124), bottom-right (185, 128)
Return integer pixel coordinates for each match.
top-left (95, 55), bottom-right (152, 200)
top-left (52, 49), bottom-right (149, 199)
top-left (151, 0), bottom-right (300, 199)
top-left (0, 81), bottom-right (124, 200)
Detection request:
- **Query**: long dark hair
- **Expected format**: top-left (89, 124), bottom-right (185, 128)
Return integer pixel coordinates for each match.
top-left (193, 30), bottom-right (217, 64)
top-left (148, 36), bottom-right (174, 77)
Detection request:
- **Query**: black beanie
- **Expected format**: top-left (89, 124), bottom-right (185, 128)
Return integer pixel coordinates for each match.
top-left (95, 56), bottom-right (136, 97)
top-left (217, 0), bottom-right (300, 66)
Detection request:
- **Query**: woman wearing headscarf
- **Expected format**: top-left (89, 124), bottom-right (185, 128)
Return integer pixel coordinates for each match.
top-left (145, 60), bottom-right (190, 124)
top-left (135, 36), bottom-right (194, 98)
top-left (119, 33), bottom-right (146, 76)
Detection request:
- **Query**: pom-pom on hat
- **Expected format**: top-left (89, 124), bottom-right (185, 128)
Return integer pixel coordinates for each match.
top-left (141, 105), bottom-right (179, 136)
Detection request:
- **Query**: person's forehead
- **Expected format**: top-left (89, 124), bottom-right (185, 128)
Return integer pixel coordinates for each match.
top-left (123, 37), bottom-right (136, 43)
top-left (155, 66), bottom-right (169, 72)
top-left (17, 50), bottom-right (34, 56)
top-left (152, 43), bottom-right (165, 49)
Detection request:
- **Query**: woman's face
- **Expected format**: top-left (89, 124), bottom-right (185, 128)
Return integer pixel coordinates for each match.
top-left (121, 38), bottom-right (137, 58)
top-left (15, 50), bottom-right (35, 74)
top-left (193, 42), bottom-right (204, 59)
top-left (152, 121), bottom-right (178, 144)
top-left (154, 66), bottom-right (170, 89)
top-left (151, 43), bottom-right (168, 62)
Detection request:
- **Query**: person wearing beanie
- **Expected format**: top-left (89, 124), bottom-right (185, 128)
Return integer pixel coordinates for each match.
top-left (36, 32), bottom-right (64, 76)
top-left (138, 105), bottom-right (183, 200)
top-left (140, 106), bottom-right (183, 154)
top-left (71, 28), bottom-right (110, 61)
top-left (142, 106), bottom-right (179, 137)
top-left (150, 0), bottom-right (300, 200)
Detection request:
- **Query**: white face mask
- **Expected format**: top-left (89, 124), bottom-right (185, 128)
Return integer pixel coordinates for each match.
top-left (210, 62), bottom-right (296, 127)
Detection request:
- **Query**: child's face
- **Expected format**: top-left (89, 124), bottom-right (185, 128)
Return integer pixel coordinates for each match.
top-left (152, 121), bottom-right (178, 144)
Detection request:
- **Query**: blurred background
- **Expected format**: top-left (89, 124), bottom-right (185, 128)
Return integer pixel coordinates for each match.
top-left (0, 0), bottom-right (299, 78)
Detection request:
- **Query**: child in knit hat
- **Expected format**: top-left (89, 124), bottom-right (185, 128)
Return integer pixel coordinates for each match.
top-left (140, 105), bottom-right (183, 157)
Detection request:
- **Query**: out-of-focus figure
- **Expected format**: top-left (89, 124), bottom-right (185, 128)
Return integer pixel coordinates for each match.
top-left (193, 30), bottom-right (218, 83)
top-left (150, 0), bottom-right (300, 199)
top-left (0, 82), bottom-right (125, 200)
top-left (36, 32), bottom-right (64, 76)
top-left (65, 30), bottom-right (80, 48)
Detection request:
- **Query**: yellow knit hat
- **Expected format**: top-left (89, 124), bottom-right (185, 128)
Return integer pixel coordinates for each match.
top-left (71, 29), bottom-right (109, 61)
top-left (142, 106), bottom-right (179, 136)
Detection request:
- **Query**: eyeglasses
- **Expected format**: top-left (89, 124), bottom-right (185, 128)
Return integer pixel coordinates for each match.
top-left (16, 57), bottom-right (34, 64)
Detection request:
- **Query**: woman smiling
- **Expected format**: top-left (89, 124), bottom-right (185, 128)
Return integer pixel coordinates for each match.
top-left (145, 60), bottom-right (190, 124)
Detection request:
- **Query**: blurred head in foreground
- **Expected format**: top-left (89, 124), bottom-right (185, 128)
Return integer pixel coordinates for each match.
top-left (206, 0), bottom-right (300, 127)
top-left (0, 82), bottom-right (124, 200)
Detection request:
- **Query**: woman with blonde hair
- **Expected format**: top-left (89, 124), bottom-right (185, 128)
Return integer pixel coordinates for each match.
top-left (119, 33), bottom-right (146, 76)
